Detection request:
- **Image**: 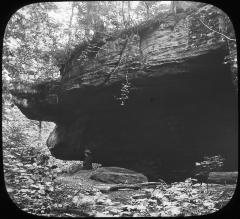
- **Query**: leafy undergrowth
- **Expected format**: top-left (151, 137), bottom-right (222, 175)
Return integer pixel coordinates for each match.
top-left (2, 104), bottom-right (236, 217)
top-left (3, 104), bottom-right (86, 215)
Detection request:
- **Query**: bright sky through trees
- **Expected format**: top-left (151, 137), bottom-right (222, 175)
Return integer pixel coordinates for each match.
top-left (3, 1), bottom-right (172, 82)
top-left (48, 1), bottom-right (170, 25)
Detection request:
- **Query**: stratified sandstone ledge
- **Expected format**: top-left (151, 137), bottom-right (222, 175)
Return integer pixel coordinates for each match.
top-left (11, 3), bottom-right (237, 180)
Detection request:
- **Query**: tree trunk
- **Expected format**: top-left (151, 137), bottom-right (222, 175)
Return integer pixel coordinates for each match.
top-left (170, 1), bottom-right (177, 14)
top-left (121, 1), bottom-right (126, 26)
top-left (144, 2), bottom-right (150, 19)
top-left (66, 2), bottom-right (75, 53)
top-left (127, 1), bottom-right (131, 22)
top-left (85, 2), bottom-right (93, 39)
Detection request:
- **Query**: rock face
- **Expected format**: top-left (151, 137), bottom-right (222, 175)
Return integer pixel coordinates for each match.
top-left (90, 167), bottom-right (148, 184)
top-left (11, 3), bottom-right (237, 181)
top-left (207, 171), bottom-right (238, 184)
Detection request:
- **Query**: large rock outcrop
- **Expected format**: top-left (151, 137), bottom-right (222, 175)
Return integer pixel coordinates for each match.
top-left (11, 3), bottom-right (237, 181)
top-left (90, 167), bottom-right (148, 184)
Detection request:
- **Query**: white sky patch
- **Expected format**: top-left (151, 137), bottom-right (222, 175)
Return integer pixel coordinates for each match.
top-left (131, 1), bottom-right (139, 9)
top-left (48, 2), bottom-right (73, 27)
top-left (162, 1), bottom-right (171, 5)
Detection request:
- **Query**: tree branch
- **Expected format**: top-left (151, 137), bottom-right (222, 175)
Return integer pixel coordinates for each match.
top-left (198, 19), bottom-right (236, 42)
top-left (103, 38), bottom-right (129, 83)
top-left (95, 181), bottom-right (166, 193)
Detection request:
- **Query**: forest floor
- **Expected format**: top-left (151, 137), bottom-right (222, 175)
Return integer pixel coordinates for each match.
top-left (51, 169), bottom-right (237, 217)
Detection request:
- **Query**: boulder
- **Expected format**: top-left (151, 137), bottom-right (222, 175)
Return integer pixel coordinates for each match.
top-left (207, 172), bottom-right (238, 184)
top-left (90, 167), bottom-right (148, 184)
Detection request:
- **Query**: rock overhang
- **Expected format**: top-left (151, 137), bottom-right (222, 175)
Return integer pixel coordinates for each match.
top-left (48, 49), bottom-right (237, 175)
top-left (10, 3), bottom-right (237, 180)
top-left (11, 44), bottom-right (231, 120)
